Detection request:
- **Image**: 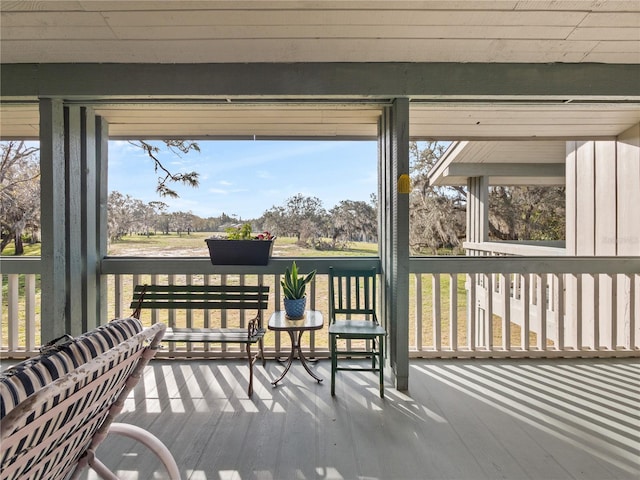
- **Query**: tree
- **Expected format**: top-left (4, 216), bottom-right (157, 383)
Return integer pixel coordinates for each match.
top-left (409, 141), bottom-right (466, 254)
top-left (262, 194), bottom-right (327, 243)
top-left (107, 191), bottom-right (137, 241)
top-left (489, 186), bottom-right (565, 241)
top-left (0, 141), bottom-right (40, 254)
top-left (329, 200), bottom-right (377, 247)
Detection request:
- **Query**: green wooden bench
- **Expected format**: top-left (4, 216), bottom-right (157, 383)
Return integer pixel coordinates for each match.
top-left (131, 284), bottom-right (270, 397)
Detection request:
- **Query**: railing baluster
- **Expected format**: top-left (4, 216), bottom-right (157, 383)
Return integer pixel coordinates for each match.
top-left (220, 274), bottom-right (227, 353)
top-left (556, 274), bottom-right (565, 351)
top-left (449, 273), bottom-right (458, 352)
top-left (432, 273), bottom-right (441, 352)
top-left (415, 273), bottom-right (422, 352)
top-left (576, 274), bottom-right (583, 350)
top-left (629, 274), bottom-right (636, 351)
top-left (609, 274), bottom-right (617, 350)
top-left (274, 273), bottom-right (281, 355)
top-left (501, 273), bottom-right (510, 352)
top-left (522, 274), bottom-right (530, 351)
top-left (539, 274), bottom-right (548, 351)
top-left (25, 274), bottom-right (36, 351)
top-left (593, 273), bottom-right (600, 350)
top-left (8, 274), bottom-right (19, 352)
top-left (309, 276), bottom-right (317, 356)
top-left (114, 274), bottom-right (123, 318)
top-left (467, 273), bottom-right (476, 352)
top-left (486, 273), bottom-right (493, 351)
top-left (151, 274), bottom-right (159, 325)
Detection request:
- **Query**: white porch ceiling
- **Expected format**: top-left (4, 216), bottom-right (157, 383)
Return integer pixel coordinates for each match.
top-left (1, 1), bottom-right (638, 140)
top-left (2, 100), bottom-right (639, 140)
top-left (1, 1), bottom-right (639, 64)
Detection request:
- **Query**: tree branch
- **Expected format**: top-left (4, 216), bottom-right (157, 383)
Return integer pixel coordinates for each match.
top-left (128, 140), bottom-right (200, 198)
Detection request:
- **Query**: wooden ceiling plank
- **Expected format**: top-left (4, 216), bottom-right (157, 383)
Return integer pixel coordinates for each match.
top-left (0, 38), bottom-right (603, 63)
top-left (1, 11), bottom-right (108, 27)
top-left (2, 26), bottom-right (117, 40)
top-left (444, 163), bottom-right (566, 177)
top-left (108, 25), bottom-right (576, 41)
top-left (98, 9), bottom-right (588, 27)
top-left (568, 27), bottom-right (640, 41)
top-left (579, 12), bottom-right (640, 27)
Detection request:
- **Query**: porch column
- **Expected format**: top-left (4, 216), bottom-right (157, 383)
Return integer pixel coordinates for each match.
top-left (40, 100), bottom-right (104, 341)
top-left (66, 105), bottom-right (83, 335)
top-left (81, 107), bottom-right (101, 330)
top-left (70, 106), bottom-right (104, 332)
top-left (380, 98), bottom-right (410, 391)
top-left (466, 176), bottom-right (489, 349)
top-left (40, 98), bottom-right (67, 341)
top-left (96, 116), bottom-right (109, 324)
top-left (466, 176), bottom-right (489, 250)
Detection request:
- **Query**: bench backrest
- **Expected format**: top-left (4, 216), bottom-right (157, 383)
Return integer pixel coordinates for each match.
top-left (0, 318), bottom-right (166, 480)
top-left (130, 284), bottom-right (270, 317)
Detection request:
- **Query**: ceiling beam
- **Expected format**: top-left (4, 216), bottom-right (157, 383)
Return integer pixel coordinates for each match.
top-left (2, 63), bottom-right (639, 100)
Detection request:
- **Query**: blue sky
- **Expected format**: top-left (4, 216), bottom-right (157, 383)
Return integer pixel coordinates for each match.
top-left (108, 140), bottom-right (378, 219)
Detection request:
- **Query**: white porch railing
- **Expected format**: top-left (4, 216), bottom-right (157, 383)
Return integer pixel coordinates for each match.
top-left (2, 256), bottom-right (639, 358)
top-left (410, 256), bottom-right (639, 357)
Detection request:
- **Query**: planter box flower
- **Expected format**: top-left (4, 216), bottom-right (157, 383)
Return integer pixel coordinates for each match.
top-left (205, 238), bottom-right (274, 265)
top-left (205, 224), bottom-right (275, 265)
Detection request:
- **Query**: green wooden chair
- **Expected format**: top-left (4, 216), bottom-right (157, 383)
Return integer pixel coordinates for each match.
top-left (329, 267), bottom-right (386, 397)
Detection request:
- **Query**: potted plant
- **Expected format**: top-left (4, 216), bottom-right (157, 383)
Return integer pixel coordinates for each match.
top-left (205, 223), bottom-right (275, 265)
top-left (281, 261), bottom-right (316, 319)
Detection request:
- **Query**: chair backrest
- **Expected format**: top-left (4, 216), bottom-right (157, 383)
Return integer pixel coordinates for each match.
top-left (0, 318), bottom-right (165, 480)
top-left (328, 267), bottom-right (378, 323)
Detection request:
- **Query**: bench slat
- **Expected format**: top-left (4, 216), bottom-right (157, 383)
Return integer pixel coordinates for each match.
top-left (133, 292), bottom-right (267, 300)
top-left (163, 327), bottom-right (265, 343)
top-left (133, 285), bottom-right (268, 293)
top-left (130, 300), bottom-right (268, 310)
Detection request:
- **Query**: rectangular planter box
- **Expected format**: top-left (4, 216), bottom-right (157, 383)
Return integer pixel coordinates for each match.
top-left (205, 238), bottom-right (274, 265)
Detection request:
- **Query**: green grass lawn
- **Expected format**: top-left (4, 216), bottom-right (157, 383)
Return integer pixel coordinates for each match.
top-left (1, 243), bottom-right (41, 256)
top-left (106, 232), bottom-right (378, 257)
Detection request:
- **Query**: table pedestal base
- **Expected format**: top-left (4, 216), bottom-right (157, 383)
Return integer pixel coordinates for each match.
top-left (271, 330), bottom-right (323, 386)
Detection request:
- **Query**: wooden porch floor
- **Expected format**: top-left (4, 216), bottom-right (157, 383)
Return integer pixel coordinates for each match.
top-left (77, 358), bottom-right (639, 480)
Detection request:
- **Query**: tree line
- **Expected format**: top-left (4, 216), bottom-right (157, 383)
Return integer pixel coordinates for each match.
top-left (107, 190), bottom-right (378, 250)
top-left (1, 140), bottom-right (564, 255)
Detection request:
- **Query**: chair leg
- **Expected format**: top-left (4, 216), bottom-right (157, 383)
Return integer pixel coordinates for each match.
top-left (259, 337), bottom-right (266, 367)
top-left (378, 335), bottom-right (384, 398)
top-left (246, 343), bottom-right (254, 397)
top-left (330, 334), bottom-right (337, 396)
top-left (372, 338), bottom-right (376, 369)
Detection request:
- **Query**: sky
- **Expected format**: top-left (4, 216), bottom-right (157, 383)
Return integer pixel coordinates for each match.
top-left (108, 140), bottom-right (378, 219)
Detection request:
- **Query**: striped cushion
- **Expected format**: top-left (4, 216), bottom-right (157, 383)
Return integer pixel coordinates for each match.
top-left (0, 317), bottom-right (142, 419)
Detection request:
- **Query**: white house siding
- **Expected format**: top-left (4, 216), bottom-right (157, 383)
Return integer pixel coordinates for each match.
top-left (566, 123), bottom-right (640, 350)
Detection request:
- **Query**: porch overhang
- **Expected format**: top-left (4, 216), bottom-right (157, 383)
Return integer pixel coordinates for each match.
top-left (427, 140), bottom-right (569, 186)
